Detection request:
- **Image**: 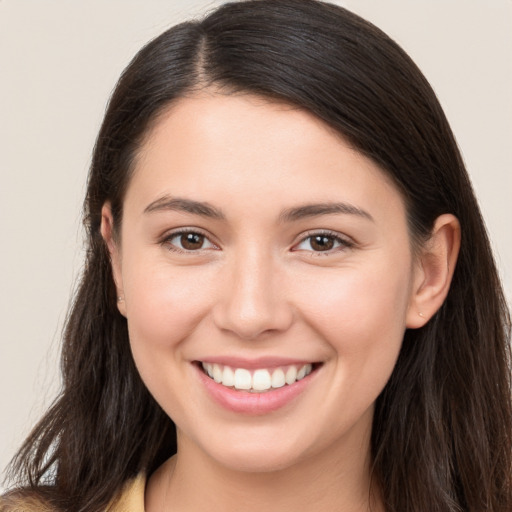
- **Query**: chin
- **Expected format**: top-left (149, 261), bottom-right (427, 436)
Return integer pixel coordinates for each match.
top-left (189, 426), bottom-right (320, 474)
top-left (209, 445), bottom-right (304, 474)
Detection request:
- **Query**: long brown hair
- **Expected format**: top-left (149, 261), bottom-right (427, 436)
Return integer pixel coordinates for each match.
top-left (5, 1), bottom-right (511, 511)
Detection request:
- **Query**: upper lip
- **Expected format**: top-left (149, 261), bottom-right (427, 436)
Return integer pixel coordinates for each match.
top-left (195, 356), bottom-right (319, 369)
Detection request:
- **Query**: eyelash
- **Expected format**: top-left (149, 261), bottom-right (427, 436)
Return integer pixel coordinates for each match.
top-left (161, 228), bottom-right (218, 254)
top-left (292, 230), bottom-right (354, 255)
top-left (160, 229), bottom-right (354, 255)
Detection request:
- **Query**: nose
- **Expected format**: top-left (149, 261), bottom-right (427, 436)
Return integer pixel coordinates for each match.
top-left (212, 248), bottom-right (294, 340)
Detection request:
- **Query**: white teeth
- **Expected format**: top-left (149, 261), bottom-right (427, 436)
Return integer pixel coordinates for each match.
top-left (285, 366), bottom-right (297, 385)
top-left (202, 362), bottom-right (314, 392)
top-left (222, 365), bottom-right (235, 387)
top-left (202, 362), bottom-right (214, 378)
top-left (252, 369), bottom-right (272, 391)
top-left (271, 368), bottom-right (286, 388)
top-left (297, 363), bottom-right (312, 380)
top-left (234, 369), bottom-right (252, 390)
top-left (212, 364), bottom-right (223, 383)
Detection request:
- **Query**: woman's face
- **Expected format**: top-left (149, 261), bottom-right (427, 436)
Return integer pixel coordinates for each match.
top-left (106, 92), bottom-right (423, 473)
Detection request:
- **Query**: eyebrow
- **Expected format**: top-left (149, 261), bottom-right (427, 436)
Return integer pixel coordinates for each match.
top-left (144, 196), bottom-right (226, 220)
top-left (144, 196), bottom-right (373, 223)
top-left (278, 202), bottom-right (374, 223)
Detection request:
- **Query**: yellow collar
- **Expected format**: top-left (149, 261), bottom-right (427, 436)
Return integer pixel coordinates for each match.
top-left (107, 474), bottom-right (147, 511)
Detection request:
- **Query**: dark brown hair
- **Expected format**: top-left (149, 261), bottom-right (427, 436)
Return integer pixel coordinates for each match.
top-left (5, 1), bottom-right (511, 511)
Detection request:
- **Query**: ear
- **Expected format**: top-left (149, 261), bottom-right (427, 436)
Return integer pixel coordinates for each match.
top-left (100, 203), bottom-right (126, 317)
top-left (406, 214), bottom-right (461, 328)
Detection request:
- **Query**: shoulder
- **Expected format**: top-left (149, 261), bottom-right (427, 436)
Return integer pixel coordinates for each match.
top-left (1, 475), bottom-right (146, 512)
top-left (0, 490), bottom-right (53, 512)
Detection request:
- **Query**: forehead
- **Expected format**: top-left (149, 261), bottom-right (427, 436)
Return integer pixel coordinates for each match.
top-left (126, 92), bottom-right (406, 224)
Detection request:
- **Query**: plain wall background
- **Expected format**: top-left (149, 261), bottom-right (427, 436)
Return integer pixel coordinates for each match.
top-left (1, 0), bottom-right (511, 487)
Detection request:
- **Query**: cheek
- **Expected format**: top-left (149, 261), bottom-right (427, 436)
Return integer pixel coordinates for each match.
top-left (121, 255), bottom-right (217, 353)
top-left (291, 258), bottom-right (413, 373)
top-left (298, 263), bottom-right (412, 425)
top-left (121, 258), bottom-right (219, 417)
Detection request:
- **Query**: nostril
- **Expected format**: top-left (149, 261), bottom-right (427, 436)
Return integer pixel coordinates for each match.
top-left (212, 298), bottom-right (294, 341)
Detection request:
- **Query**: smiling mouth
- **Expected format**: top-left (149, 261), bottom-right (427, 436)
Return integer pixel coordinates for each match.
top-left (199, 362), bottom-right (318, 393)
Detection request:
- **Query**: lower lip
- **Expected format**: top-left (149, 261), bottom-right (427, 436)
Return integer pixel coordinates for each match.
top-left (195, 364), bottom-right (318, 415)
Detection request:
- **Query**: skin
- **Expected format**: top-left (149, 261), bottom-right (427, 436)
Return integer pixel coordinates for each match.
top-left (101, 92), bottom-right (460, 511)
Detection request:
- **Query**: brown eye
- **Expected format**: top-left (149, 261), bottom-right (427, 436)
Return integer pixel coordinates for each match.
top-left (166, 231), bottom-right (216, 252)
top-left (309, 235), bottom-right (335, 251)
top-left (294, 232), bottom-right (352, 253)
top-left (180, 233), bottom-right (205, 250)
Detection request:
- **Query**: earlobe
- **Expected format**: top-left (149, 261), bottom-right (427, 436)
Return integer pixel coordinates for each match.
top-left (406, 214), bottom-right (461, 329)
top-left (100, 203), bottom-right (126, 317)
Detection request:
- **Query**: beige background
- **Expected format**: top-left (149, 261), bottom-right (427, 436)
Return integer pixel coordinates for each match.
top-left (1, 0), bottom-right (511, 485)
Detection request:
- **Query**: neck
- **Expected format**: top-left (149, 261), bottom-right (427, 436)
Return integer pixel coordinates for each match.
top-left (146, 428), bottom-right (383, 512)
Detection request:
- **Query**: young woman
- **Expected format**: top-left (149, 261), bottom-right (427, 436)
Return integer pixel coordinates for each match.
top-left (3, 1), bottom-right (511, 511)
